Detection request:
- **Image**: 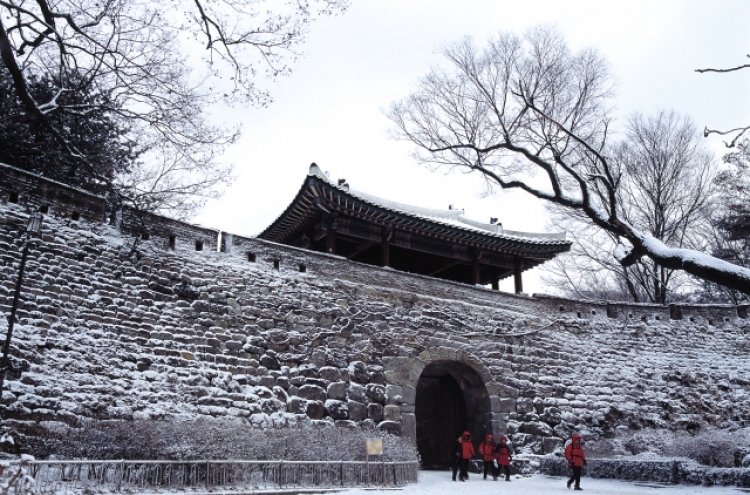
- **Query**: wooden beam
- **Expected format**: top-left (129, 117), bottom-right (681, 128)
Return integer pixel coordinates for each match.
top-left (426, 258), bottom-right (464, 276)
top-left (381, 227), bottom-right (392, 267)
top-left (347, 240), bottom-right (377, 259)
top-left (514, 256), bottom-right (523, 294)
top-left (472, 250), bottom-right (481, 285)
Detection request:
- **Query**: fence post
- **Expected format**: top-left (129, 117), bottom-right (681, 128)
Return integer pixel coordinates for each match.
top-left (366, 456), bottom-right (370, 488)
top-left (382, 457), bottom-right (386, 487)
top-left (206, 461), bottom-right (210, 491)
top-left (340, 461), bottom-right (344, 487)
top-left (117, 460), bottom-right (124, 492)
top-left (279, 461), bottom-right (283, 488)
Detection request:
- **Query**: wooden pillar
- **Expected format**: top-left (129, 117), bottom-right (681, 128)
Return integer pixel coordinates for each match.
top-left (491, 276), bottom-right (499, 291)
top-left (513, 256), bottom-right (523, 294)
top-left (472, 251), bottom-right (481, 285)
top-left (326, 226), bottom-right (335, 254)
top-left (380, 227), bottom-right (391, 267)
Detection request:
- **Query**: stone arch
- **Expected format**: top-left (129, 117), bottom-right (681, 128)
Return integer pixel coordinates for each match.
top-left (383, 347), bottom-right (510, 467)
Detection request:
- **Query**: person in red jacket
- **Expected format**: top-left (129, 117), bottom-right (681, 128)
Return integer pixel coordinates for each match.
top-left (458, 431), bottom-right (474, 481)
top-left (478, 434), bottom-right (495, 480)
top-left (565, 434), bottom-right (587, 490)
top-left (494, 435), bottom-right (514, 481)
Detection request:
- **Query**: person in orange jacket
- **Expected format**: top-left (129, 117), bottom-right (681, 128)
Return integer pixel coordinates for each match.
top-left (494, 435), bottom-right (514, 481)
top-left (478, 434), bottom-right (495, 480)
top-left (458, 431), bottom-right (474, 481)
top-left (565, 434), bottom-right (587, 490)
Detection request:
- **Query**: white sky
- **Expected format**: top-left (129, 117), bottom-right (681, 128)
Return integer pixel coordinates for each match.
top-left (194, 0), bottom-right (750, 294)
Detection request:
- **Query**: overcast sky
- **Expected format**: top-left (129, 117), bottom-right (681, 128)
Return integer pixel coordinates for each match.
top-left (194, 0), bottom-right (750, 294)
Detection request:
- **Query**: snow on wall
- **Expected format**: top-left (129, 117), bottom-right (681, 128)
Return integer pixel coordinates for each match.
top-left (1, 166), bottom-right (750, 458)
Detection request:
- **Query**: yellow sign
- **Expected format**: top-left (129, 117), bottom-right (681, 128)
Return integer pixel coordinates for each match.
top-left (366, 438), bottom-right (383, 456)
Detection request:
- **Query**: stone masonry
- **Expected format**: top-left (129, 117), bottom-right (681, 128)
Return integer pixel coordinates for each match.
top-left (1, 163), bottom-right (750, 457)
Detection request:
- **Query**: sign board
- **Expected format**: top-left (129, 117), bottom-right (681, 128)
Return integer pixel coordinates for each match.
top-left (366, 438), bottom-right (383, 456)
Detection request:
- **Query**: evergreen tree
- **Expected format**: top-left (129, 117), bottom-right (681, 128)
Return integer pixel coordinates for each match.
top-left (0, 68), bottom-right (138, 193)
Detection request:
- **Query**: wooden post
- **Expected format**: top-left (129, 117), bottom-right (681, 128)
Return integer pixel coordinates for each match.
top-left (472, 251), bottom-right (481, 285)
top-left (491, 276), bottom-right (499, 291)
top-left (326, 225), bottom-right (336, 254)
top-left (380, 227), bottom-right (391, 267)
top-left (513, 256), bottom-right (523, 294)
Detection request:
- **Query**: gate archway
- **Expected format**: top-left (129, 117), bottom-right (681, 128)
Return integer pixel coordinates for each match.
top-left (415, 360), bottom-right (491, 469)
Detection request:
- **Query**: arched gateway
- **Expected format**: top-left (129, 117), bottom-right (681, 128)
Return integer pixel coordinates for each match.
top-left (415, 361), bottom-right (491, 469)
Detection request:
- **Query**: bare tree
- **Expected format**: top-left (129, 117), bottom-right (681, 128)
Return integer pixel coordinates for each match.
top-left (0, 0), bottom-right (348, 217)
top-left (388, 26), bottom-right (750, 296)
top-left (544, 111), bottom-right (717, 304)
top-left (696, 55), bottom-right (750, 148)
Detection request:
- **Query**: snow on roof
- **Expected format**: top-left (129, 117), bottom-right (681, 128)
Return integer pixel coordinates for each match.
top-left (308, 164), bottom-right (567, 244)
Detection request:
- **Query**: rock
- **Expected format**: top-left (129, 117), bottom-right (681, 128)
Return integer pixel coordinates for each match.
top-left (287, 397), bottom-right (306, 414)
top-left (272, 386), bottom-right (288, 402)
top-left (319, 366), bottom-right (341, 382)
top-left (325, 399), bottom-right (349, 420)
top-left (377, 421), bottom-right (401, 435)
top-left (506, 420), bottom-right (520, 434)
top-left (298, 384), bottom-right (326, 402)
top-left (348, 400), bottom-right (367, 421)
top-left (519, 421), bottom-right (553, 437)
top-left (743, 454), bottom-right (750, 468)
top-left (366, 383), bottom-right (385, 404)
top-left (369, 370), bottom-right (385, 384)
top-left (327, 381), bottom-right (348, 400)
top-left (368, 403), bottom-right (383, 422)
top-left (516, 397), bottom-right (533, 414)
top-left (260, 353), bottom-right (280, 370)
top-left (543, 436), bottom-right (564, 454)
top-left (348, 382), bottom-right (367, 403)
top-left (383, 405), bottom-right (401, 422)
top-left (306, 400), bottom-right (325, 420)
top-left (385, 385), bottom-right (402, 403)
top-left (348, 361), bottom-right (369, 384)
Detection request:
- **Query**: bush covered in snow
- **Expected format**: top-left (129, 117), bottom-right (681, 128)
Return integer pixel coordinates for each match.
top-left (583, 428), bottom-right (750, 467)
top-left (12, 418), bottom-right (417, 462)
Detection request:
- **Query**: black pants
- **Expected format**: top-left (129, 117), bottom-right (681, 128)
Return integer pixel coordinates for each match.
top-left (451, 461), bottom-right (459, 480)
top-left (483, 461), bottom-right (493, 479)
top-left (568, 466), bottom-right (581, 488)
top-left (459, 459), bottom-right (469, 480)
top-left (498, 464), bottom-right (510, 480)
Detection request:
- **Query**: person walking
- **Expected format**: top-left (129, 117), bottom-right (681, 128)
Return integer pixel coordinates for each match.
top-left (565, 434), bottom-right (587, 490)
top-left (459, 431), bottom-right (474, 481)
top-left (494, 435), bottom-right (513, 482)
top-left (450, 434), bottom-right (462, 481)
top-left (478, 434), bottom-right (495, 480)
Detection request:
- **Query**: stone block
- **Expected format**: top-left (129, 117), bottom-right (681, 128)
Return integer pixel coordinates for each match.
top-left (366, 383), bottom-right (385, 403)
top-left (348, 382), bottom-right (367, 403)
top-left (327, 381), bottom-right (348, 400)
top-left (385, 384), bottom-right (402, 401)
top-left (287, 397), bottom-right (306, 414)
top-left (402, 385), bottom-right (416, 406)
top-left (402, 412), bottom-right (416, 441)
top-left (319, 366), bottom-right (341, 382)
top-left (543, 436), bottom-right (564, 454)
top-left (383, 404), bottom-right (401, 422)
top-left (516, 397), bottom-right (533, 414)
top-left (298, 384), bottom-right (326, 402)
top-left (348, 361), bottom-right (369, 384)
top-left (306, 400), bottom-right (325, 420)
top-left (493, 396), bottom-right (516, 413)
top-left (348, 400), bottom-right (367, 421)
top-left (377, 421), bottom-right (401, 436)
top-left (519, 421), bottom-right (553, 437)
top-left (368, 403), bottom-right (383, 422)
top-left (325, 399), bottom-right (348, 420)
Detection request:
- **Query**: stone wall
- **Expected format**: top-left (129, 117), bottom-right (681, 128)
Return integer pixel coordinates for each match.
top-left (1, 164), bottom-right (750, 460)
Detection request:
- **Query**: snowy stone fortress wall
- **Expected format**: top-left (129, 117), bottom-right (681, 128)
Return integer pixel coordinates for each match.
top-left (1, 162), bottom-right (750, 458)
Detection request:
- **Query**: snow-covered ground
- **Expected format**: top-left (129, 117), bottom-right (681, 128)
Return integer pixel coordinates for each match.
top-left (342, 470), bottom-right (745, 495)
